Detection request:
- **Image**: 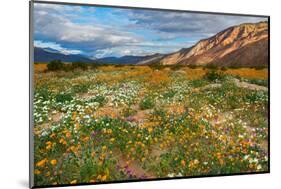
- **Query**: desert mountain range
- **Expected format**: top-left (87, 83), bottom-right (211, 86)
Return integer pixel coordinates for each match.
top-left (138, 21), bottom-right (268, 67)
top-left (35, 22), bottom-right (268, 67)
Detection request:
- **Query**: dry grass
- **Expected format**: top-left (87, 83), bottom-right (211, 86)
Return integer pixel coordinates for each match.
top-left (183, 68), bottom-right (207, 80)
top-left (34, 63), bottom-right (48, 72)
top-left (224, 68), bottom-right (268, 79)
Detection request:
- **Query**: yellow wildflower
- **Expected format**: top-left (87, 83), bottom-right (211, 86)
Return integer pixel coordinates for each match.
top-left (36, 158), bottom-right (48, 167)
top-left (110, 138), bottom-right (115, 142)
top-left (82, 136), bottom-right (89, 142)
top-left (50, 159), bottom-right (57, 166)
top-left (75, 123), bottom-right (80, 130)
top-left (102, 146), bottom-right (107, 151)
top-left (45, 171), bottom-right (50, 177)
top-left (72, 112), bottom-right (77, 120)
top-left (66, 132), bottom-right (71, 138)
top-left (101, 175), bottom-right (107, 181)
top-left (46, 144), bottom-right (52, 150)
top-left (107, 129), bottom-right (112, 134)
top-left (34, 169), bottom-right (41, 175)
top-left (70, 180), bottom-right (77, 184)
top-left (181, 160), bottom-right (186, 167)
top-left (91, 152), bottom-right (96, 157)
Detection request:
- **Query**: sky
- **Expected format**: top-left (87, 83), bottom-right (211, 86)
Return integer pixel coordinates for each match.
top-left (33, 3), bottom-right (267, 59)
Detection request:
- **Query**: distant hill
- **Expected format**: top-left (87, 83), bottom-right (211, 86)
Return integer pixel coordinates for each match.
top-left (96, 54), bottom-right (164, 65)
top-left (152, 22), bottom-right (268, 67)
top-left (34, 47), bottom-right (93, 63)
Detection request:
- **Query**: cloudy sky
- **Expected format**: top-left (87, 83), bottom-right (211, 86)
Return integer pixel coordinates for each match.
top-left (33, 3), bottom-right (267, 58)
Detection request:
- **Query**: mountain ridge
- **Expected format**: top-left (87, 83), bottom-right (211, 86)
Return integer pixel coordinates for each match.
top-left (34, 21), bottom-right (268, 67)
top-left (157, 21), bottom-right (268, 66)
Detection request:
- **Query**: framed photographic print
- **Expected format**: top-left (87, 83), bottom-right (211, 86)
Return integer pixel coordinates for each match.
top-left (29, 0), bottom-right (270, 188)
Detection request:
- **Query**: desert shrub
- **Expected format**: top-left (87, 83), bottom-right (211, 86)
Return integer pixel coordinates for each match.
top-left (254, 66), bottom-right (268, 70)
top-left (188, 64), bottom-right (198, 69)
top-left (228, 66), bottom-right (239, 69)
top-left (36, 86), bottom-right (51, 101)
top-left (89, 63), bottom-right (99, 69)
top-left (72, 84), bottom-right (89, 93)
top-left (55, 93), bottom-right (73, 103)
top-left (205, 64), bottom-right (218, 70)
top-left (88, 95), bottom-right (106, 106)
top-left (114, 64), bottom-right (125, 67)
top-left (170, 64), bottom-right (183, 71)
top-left (245, 79), bottom-right (268, 87)
top-left (122, 107), bottom-right (137, 117)
top-left (244, 91), bottom-right (267, 103)
top-left (139, 97), bottom-right (155, 110)
top-left (47, 60), bottom-right (64, 71)
top-left (220, 67), bottom-right (227, 71)
top-left (71, 62), bottom-right (88, 70)
top-left (148, 63), bottom-right (165, 70)
top-left (190, 79), bottom-right (209, 88)
top-left (204, 70), bottom-right (224, 82)
top-left (163, 90), bottom-right (176, 98)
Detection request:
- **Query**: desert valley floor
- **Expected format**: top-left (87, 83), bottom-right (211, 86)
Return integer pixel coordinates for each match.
top-left (33, 64), bottom-right (268, 186)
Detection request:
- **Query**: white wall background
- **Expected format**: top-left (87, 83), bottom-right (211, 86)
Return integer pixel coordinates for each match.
top-left (0, 0), bottom-right (279, 188)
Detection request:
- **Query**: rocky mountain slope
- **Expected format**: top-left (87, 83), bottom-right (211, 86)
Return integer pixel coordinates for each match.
top-left (156, 21), bottom-right (268, 67)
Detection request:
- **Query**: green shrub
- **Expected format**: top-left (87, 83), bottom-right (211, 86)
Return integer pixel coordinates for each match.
top-left (55, 93), bottom-right (73, 103)
top-left (148, 63), bottom-right (165, 70)
top-left (71, 62), bottom-right (88, 70)
top-left (170, 64), bottom-right (183, 71)
top-left (205, 64), bottom-right (218, 70)
top-left (47, 60), bottom-right (64, 71)
top-left (139, 97), bottom-right (155, 110)
top-left (72, 84), bottom-right (89, 93)
top-left (204, 70), bottom-right (224, 82)
top-left (88, 95), bottom-right (106, 106)
top-left (254, 66), bottom-right (267, 70)
top-left (220, 67), bottom-right (227, 71)
top-left (122, 107), bottom-right (137, 117)
top-left (163, 91), bottom-right (176, 98)
top-left (188, 64), bottom-right (198, 69)
top-left (36, 86), bottom-right (51, 101)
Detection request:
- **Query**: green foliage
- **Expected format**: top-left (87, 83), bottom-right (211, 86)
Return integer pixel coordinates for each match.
top-left (170, 64), bottom-right (183, 71)
top-left (36, 86), bottom-right (51, 101)
top-left (71, 62), bottom-right (88, 70)
top-left (187, 64), bottom-right (198, 69)
top-left (220, 67), bottom-right (227, 71)
top-left (148, 63), bottom-right (165, 70)
top-left (72, 84), bottom-right (89, 94)
top-left (122, 107), bottom-right (137, 117)
top-left (204, 70), bottom-right (224, 82)
top-left (89, 63), bottom-right (99, 69)
top-left (244, 78), bottom-right (268, 87)
top-left (47, 60), bottom-right (64, 71)
top-left (205, 64), bottom-right (218, 70)
top-left (88, 95), bottom-right (107, 106)
top-left (139, 97), bottom-right (155, 110)
top-left (163, 90), bottom-right (176, 98)
top-left (55, 93), bottom-right (73, 103)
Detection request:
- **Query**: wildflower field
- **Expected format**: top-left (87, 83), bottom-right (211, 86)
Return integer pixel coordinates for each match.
top-left (33, 64), bottom-right (269, 186)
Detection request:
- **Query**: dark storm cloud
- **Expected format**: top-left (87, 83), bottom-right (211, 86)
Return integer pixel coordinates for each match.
top-left (127, 9), bottom-right (267, 39)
